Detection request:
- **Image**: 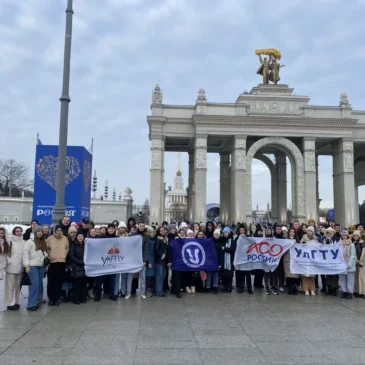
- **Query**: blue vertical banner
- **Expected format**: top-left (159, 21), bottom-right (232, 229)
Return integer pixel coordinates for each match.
top-left (32, 145), bottom-right (92, 224)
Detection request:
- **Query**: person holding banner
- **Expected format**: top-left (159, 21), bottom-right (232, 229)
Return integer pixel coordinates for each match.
top-left (322, 228), bottom-right (339, 296)
top-left (69, 233), bottom-right (88, 304)
top-left (235, 225), bottom-right (253, 294)
top-left (94, 224), bottom-right (118, 302)
top-left (154, 226), bottom-right (168, 297)
top-left (339, 230), bottom-right (356, 299)
top-left (300, 226), bottom-right (317, 296)
top-left (126, 221), bottom-right (149, 299)
top-left (204, 229), bottom-right (222, 294)
top-left (283, 229), bottom-right (300, 295)
top-left (221, 227), bottom-right (236, 293)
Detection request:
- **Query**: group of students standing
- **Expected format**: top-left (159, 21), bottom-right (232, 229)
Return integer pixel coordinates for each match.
top-left (1, 217), bottom-right (365, 310)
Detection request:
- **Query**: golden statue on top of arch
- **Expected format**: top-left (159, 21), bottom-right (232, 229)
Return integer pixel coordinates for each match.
top-left (255, 48), bottom-right (285, 85)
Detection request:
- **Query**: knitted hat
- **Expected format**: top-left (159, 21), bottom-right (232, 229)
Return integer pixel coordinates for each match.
top-left (307, 226), bottom-right (315, 233)
top-left (68, 225), bottom-right (77, 234)
top-left (213, 229), bottom-right (221, 236)
top-left (352, 230), bottom-right (361, 237)
top-left (146, 226), bottom-right (154, 233)
top-left (179, 222), bottom-right (188, 229)
top-left (118, 222), bottom-right (127, 229)
top-left (187, 229), bottom-right (194, 235)
top-left (33, 226), bottom-right (43, 235)
top-left (222, 227), bottom-right (231, 234)
top-left (281, 226), bottom-right (288, 232)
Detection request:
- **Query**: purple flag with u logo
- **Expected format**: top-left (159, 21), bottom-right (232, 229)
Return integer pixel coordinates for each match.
top-left (170, 238), bottom-right (219, 271)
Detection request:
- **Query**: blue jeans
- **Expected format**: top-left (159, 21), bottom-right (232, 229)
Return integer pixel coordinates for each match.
top-left (154, 264), bottom-right (166, 296)
top-left (28, 266), bottom-right (45, 308)
top-left (127, 267), bottom-right (146, 295)
top-left (206, 271), bottom-right (219, 289)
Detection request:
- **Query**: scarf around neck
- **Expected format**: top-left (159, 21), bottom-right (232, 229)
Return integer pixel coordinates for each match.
top-left (341, 239), bottom-right (351, 261)
top-left (224, 239), bottom-right (232, 271)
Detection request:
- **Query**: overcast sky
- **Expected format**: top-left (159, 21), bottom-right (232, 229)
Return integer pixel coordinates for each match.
top-left (1, 0), bottom-right (365, 209)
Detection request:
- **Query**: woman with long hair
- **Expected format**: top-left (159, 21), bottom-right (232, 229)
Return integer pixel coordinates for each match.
top-left (0, 226), bottom-right (11, 281)
top-left (23, 226), bottom-right (49, 311)
top-left (154, 226), bottom-right (168, 297)
top-left (69, 233), bottom-right (88, 304)
top-left (4, 226), bottom-right (24, 310)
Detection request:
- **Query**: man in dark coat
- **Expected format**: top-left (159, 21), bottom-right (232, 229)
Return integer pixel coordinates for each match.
top-left (23, 220), bottom-right (39, 241)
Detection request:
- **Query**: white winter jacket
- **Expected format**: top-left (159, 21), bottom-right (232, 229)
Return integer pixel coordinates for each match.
top-left (23, 239), bottom-right (47, 267)
top-left (6, 236), bottom-right (24, 274)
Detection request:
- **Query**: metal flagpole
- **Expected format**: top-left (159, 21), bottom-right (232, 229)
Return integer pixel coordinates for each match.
top-left (52, 0), bottom-right (74, 223)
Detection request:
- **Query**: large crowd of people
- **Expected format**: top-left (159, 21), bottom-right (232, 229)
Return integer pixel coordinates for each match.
top-left (0, 216), bottom-right (365, 311)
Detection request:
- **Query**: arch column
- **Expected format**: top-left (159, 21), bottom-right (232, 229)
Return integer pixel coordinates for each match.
top-left (220, 153), bottom-right (230, 223)
top-left (150, 138), bottom-right (164, 224)
top-left (333, 139), bottom-right (356, 227)
top-left (188, 150), bottom-right (195, 221)
top-left (276, 152), bottom-right (287, 224)
top-left (303, 138), bottom-right (318, 222)
top-left (231, 136), bottom-right (247, 223)
top-left (194, 136), bottom-right (207, 222)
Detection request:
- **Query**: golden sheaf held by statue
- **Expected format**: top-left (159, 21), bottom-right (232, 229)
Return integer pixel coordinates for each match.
top-left (255, 48), bottom-right (285, 85)
top-left (255, 48), bottom-right (281, 60)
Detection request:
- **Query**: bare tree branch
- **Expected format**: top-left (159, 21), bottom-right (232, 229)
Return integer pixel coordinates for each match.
top-left (0, 159), bottom-right (30, 197)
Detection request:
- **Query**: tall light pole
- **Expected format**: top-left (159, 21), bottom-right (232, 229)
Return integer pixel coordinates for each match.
top-left (52, 0), bottom-right (74, 223)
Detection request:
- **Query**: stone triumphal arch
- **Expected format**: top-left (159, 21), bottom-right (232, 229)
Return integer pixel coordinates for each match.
top-left (147, 83), bottom-right (365, 227)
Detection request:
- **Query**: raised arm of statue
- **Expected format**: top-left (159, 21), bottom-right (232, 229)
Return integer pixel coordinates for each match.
top-left (269, 55), bottom-right (272, 63)
top-left (258, 54), bottom-right (263, 64)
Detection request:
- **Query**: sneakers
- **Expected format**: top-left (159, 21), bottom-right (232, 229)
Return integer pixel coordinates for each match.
top-left (185, 287), bottom-right (192, 294)
top-left (279, 287), bottom-right (285, 293)
top-left (88, 290), bottom-right (95, 299)
top-left (305, 291), bottom-right (310, 296)
top-left (212, 287), bottom-right (218, 294)
top-left (270, 288), bottom-right (278, 295)
top-left (191, 286), bottom-right (196, 294)
top-left (346, 293), bottom-right (353, 299)
top-left (341, 292), bottom-right (347, 298)
top-left (310, 291), bottom-right (316, 296)
top-left (248, 289), bottom-right (254, 294)
top-left (125, 294), bottom-right (131, 300)
top-left (265, 288), bottom-right (270, 295)
top-left (141, 294), bottom-right (147, 299)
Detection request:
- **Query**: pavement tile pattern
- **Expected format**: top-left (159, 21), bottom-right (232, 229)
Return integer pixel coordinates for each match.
top-left (1, 281), bottom-right (365, 364)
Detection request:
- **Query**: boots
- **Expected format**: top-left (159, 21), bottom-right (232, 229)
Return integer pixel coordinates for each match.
top-left (331, 287), bottom-right (337, 296)
top-left (340, 291), bottom-right (347, 299)
top-left (326, 286), bottom-right (332, 295)
top-left (320, 285), bottom-right (327, 293)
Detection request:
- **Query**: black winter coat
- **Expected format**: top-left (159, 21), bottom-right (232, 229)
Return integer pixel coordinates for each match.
top-left (69, 242), bottom-right (86, 278)
top-left (155, 236), bottom-right (168, 265)
top-left (220, 237), bottom-right (237, 269)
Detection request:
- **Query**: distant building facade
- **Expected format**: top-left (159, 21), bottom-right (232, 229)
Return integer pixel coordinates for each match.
top-left (164, 153), bottom-right (188, 222)
top-left (0, 188), bottom-right (133, 225)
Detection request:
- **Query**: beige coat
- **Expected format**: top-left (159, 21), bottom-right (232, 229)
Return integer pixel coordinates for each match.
top-left (356, 245), bottom-right (365, 295)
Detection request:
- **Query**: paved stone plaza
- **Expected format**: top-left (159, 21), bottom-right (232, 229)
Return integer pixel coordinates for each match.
top-left (1, 281), bottom-right (365, 365)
